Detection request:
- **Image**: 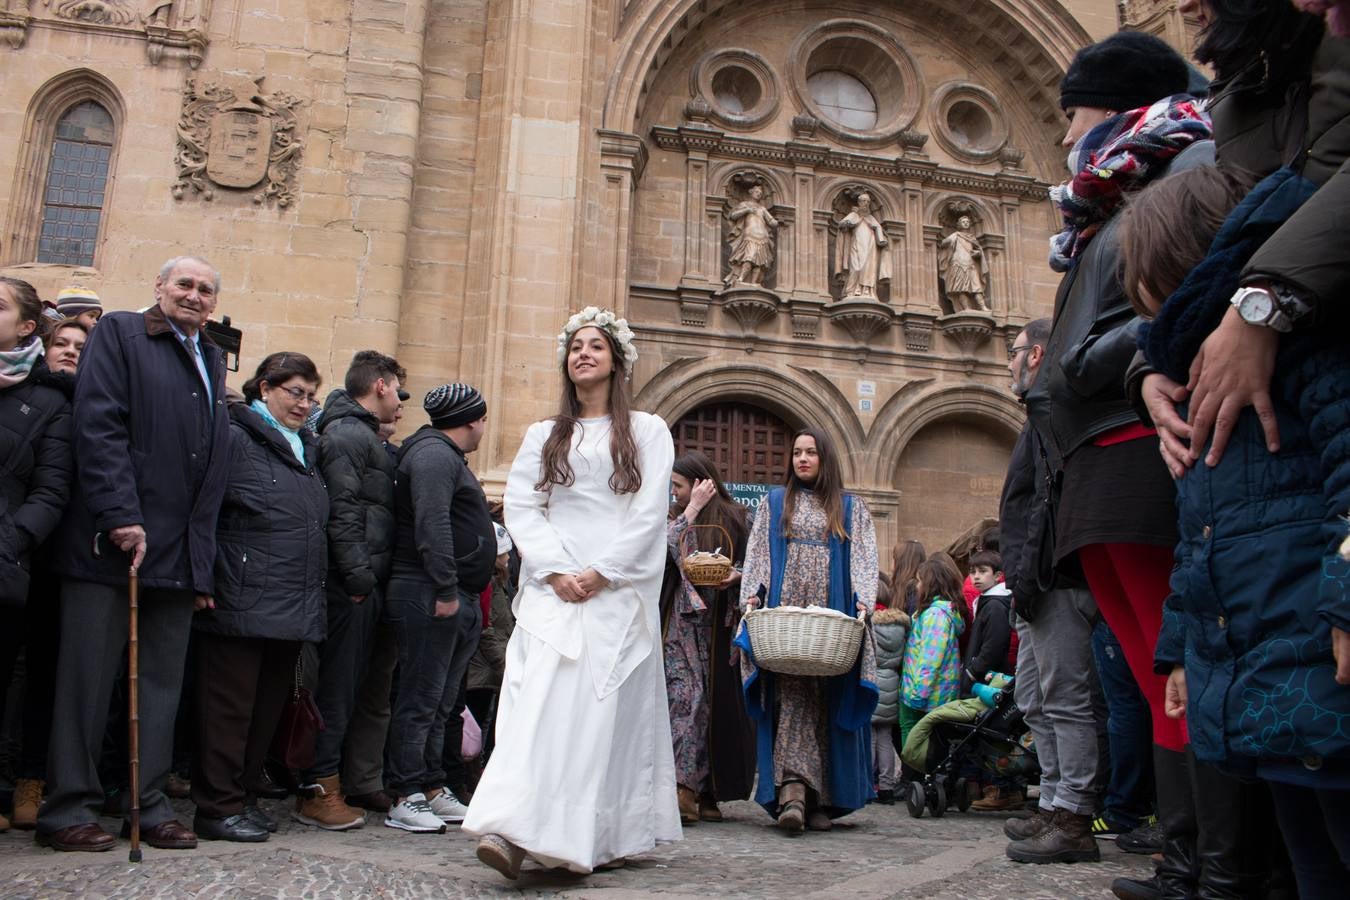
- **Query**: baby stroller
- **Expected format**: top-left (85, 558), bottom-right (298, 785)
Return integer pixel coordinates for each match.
top-left (900, 676), bottom-right (1036, 818)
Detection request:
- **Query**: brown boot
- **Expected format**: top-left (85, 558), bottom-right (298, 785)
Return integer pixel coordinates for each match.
top-left (806, 809), bottom-right (832, 831)
top-left (698, 795), bottom-right (723, 822)
top-left (1004, 807), bottom-right (1054, 841)
top-left (1006, 809), bottom-right (1101, 864)
top-left (971, 786), bottom-right (1023, 812)
top-left (292, 774), bottom-right (365, 831)
top-left (12, 779), bottom-right (42, 829)
top-left (776, 782), bottom-right (805, 834)
top-left (677, 786), bottom-right (699, 825)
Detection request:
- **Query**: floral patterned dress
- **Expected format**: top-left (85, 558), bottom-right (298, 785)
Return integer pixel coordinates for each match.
top-left (739, 491), bottom-right (878, 806)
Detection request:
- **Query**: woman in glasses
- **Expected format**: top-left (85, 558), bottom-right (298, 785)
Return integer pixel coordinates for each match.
top-left (190, 351), bottom-right (329, 842)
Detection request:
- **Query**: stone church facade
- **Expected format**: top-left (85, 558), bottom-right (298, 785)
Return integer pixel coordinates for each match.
top-left (0, 0), bottom-right (1196, 551)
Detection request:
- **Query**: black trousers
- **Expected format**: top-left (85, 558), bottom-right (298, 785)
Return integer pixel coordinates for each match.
top-left (385, 577), bottom-right (480, 797)
top-left (302, 581), bottom-right (382, 783)
top-left (0, 569), bottom-right (60, 780)
top-left (38, 579), bottom-right (193, 833)
top-left (191, 634), bottom-right (298, 818)
top-left (1269, 781), bottom-right (1350, 900)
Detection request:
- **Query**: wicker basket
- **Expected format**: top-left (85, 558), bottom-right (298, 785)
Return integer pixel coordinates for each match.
top-left (743, 605), bottom-right (866, 676)
top-left (681, 524), bottom-right (734, 587)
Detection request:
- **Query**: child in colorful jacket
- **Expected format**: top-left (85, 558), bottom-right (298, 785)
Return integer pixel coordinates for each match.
top-left (898, 553), bottom-right (968, 754)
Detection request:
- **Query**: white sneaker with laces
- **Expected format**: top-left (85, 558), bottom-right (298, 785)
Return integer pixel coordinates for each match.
top-left (428, 787), bottom-right (469, 824)
top-left (384, 793), bottom-right (447, 833)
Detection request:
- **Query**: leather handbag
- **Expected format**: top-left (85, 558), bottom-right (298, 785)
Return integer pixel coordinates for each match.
top-left (271, 654), bottom-right (324, 771)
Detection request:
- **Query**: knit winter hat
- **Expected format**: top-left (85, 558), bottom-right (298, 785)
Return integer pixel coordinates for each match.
top-left (424, 383), bottom-right (486, 429)
top-left (55, 286), bottom-right (102, 317)
top-left (1060, 31), bottom-right (1190, 113)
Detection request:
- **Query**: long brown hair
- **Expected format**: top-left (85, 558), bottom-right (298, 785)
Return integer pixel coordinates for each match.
top-left (890, 539), bottom-right (926, 614)
top-left (915, 552), bottom-right (970, 622)
top-left (0, 276), bottom-right (48, 346)
top-left (673, 450), bottom-right (748, 555)
top-left (535, 325), bottom-right (642, 494)
top-left (781, 428), bottom-right (847, 541)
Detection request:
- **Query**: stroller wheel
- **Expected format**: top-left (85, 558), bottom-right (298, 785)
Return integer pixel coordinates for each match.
top-left (955, 777), bottom-right (973, 813)
top-left (930, 783), bottom-right (947, 818)
top-left (906, 781), bottom-right (926, 818)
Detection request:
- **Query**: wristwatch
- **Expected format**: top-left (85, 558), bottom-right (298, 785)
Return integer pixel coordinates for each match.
top-left (1230, 286), bottom-right (1293, 333)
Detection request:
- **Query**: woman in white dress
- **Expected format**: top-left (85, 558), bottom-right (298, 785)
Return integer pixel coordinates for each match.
top-left (464, 307), bottom-right (680, 878)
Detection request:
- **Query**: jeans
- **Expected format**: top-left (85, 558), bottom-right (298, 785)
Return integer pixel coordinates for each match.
top-left (1269, 783), bottom-right (1350, 900)
top-left (1092, 620), bottom-right (1153, 828)
top-left (1020, 587), bottom-right (1104, 816)
top-left (384, 576), bottom-right (481, 797)
top-left (302, 581), bottom-right (383, 783)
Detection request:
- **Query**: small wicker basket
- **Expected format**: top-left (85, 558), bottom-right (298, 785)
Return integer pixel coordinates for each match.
top-left (743, 605), bottom-right (866, 677)
top-left (681, 524), bottom-right (734, 587)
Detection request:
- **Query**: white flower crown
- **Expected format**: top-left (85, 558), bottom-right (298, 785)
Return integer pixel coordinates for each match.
top-left (555, 306), bottom-right (639, 371)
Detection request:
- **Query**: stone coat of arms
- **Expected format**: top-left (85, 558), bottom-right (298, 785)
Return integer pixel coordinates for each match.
top-left (173, 75), bottom-right (303, 207)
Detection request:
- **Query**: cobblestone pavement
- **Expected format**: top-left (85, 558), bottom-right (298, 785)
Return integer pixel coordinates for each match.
top-left (1, 797), bottom-right (1149, 898)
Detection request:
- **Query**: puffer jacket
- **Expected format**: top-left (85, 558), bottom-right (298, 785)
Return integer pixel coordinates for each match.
top-left (870, 607), bottom-right (910, 726)
top-left (900, 599), bottom-right (966, 712)
top-left (316, 389), bottom-right (395, 597)
top-left (0, 356), bottom-right (73, 560)
top-left (1155, 343), bottom-right (1350, 767)
top-left (194, 401), bottom-right (329, 642)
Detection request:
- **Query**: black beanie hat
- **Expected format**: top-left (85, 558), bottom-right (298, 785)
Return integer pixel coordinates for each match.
top-left (1060, 31), bottom-right (1190, 113)
top-left (424, 383), bottom-right (486, 429)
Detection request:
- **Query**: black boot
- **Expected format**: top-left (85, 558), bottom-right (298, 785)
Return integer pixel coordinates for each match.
top-left (1113, 745), bottom-right (1197, 900)
top-left (1189, 749), bottom-right (1273, 899)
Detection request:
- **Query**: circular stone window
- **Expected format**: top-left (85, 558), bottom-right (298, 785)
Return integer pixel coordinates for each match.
top-left (806, 70), bottom-right (877, 131)
top-left (788, 20), bottom-right (922, 146)
top-left (933, 83), bottom-right (1009, 163)
top-left (692, 49), bottom-right (780, 130)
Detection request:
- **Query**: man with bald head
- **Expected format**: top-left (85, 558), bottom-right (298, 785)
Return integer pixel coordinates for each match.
top-left (38, 257), bottom-right (231, 852)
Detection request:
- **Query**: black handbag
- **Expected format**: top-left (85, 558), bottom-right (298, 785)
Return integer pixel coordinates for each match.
top-left (270, 654), bottom-right (324, 771)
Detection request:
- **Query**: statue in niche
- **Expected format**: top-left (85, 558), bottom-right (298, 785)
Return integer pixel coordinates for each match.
top-left (722, 181), bottom-right (779, 289)
top-left (833, 190), bottom-right (890, 300)
top-left (938, 213), bottom-right (989, 312)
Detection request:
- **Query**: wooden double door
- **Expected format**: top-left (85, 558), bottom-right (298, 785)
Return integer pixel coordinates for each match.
top-left (671, 402), bottom-right (794, 485)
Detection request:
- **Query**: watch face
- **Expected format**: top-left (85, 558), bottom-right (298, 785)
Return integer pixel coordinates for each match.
top-left (1239, 290), bottom-right (1275, 322)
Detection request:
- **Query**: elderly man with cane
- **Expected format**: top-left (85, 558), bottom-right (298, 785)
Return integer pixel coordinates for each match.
top-left (36, 256), bottom-right (230, 853)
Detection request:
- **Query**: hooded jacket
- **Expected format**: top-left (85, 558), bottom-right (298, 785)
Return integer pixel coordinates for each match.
top-left (962, 583), bottom-right (1012, 694)
top-left (870, 607), bottom-right (910, 726)
top-left (316, 389), bottom-right (396, 596)
top-left (391, 425), bottom-right (495, 597)
top-left (194, 400), bottom-right (329, 642)
top-left (900, 598), bottom-right (966, 712)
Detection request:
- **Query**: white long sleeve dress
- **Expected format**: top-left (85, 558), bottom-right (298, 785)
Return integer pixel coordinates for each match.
top-left (461, 411), bottom-right (681, 872)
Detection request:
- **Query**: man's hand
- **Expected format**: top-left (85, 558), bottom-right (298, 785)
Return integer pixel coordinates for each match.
top-left (110, 524), bottom-right (147, 572)
top-left (1333, 627), bottom-right (1350, 686)
top-left (351, 594), bottom-right (368, 604)
top-left (1165, 666), bottom-right (1188, 719)
top-left (1142, 373), bottom-right (1194, 479)
top-left (434, 598), bottom-right (460, 619)
top-left (194, 594), bottom-right (215, 611)
top-left (547, 573), bottom-right (591, 604)
top-left (1186, 306), bottom-right (1280, 468)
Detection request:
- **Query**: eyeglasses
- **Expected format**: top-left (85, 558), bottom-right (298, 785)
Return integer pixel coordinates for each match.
top-left (1008, 345), bottom-right (1033, 361)
top-left (276, 385), bottom-right (319, 406)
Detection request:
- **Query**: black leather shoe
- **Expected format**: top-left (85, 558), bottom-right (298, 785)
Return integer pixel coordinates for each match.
top-left (243, 805), bottom-right (278, 833)
top-left (192, 813), bottom-right (269, 843)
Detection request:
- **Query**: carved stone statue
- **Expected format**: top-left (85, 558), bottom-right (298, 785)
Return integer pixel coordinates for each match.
top-left (723, 183), bottom-right (778, 289)
top-left (833, 190), bottom-right (890, 300)
top-left (938, 214), bottom-right (988, 311)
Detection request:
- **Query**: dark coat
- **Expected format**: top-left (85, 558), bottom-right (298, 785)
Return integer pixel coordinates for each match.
top-left (56, 306), bottom-right (230, 594)
top-left (194, 402), bottom-right (329, 643)
top-left (316, 389), bottom-right (395, 596)
top-left (0, 356), bottom-right (73, 561)
top-left (391, 426), bottom-right (495, 597)
top-left (962, 585), bottom-right (1012, 695)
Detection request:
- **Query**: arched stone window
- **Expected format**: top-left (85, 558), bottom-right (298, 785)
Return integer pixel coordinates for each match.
top-left (4, 70), bottom-right (124, 268)
top-left (37, 101), bottom-right (115, 266)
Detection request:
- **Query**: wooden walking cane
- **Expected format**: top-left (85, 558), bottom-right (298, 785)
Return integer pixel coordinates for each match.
top-left (127, 565), bottom-right (142, 863)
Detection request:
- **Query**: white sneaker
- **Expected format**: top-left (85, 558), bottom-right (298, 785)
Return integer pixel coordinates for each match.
top-left (384, 793), bottom-right (447, 833)
top-left (428, 787), bottom-right (469, 824)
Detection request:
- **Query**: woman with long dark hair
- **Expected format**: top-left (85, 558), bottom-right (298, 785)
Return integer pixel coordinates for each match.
top-left (735, 428), bottom-right (879, 834)
top-left (190, 351), bottom-right (329, 842)
top-left (465, 308), bottom-right (678, 877)
top-left (663, 450), bottom-right (754, 824)
top-left (890, 539), bottom-right (926, 616)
